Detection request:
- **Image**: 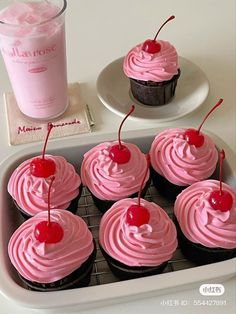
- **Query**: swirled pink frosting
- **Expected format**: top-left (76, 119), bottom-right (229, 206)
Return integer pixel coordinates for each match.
top-left (123, 40), bottom-right (179, 82)
top-left (150, 128), bottom-right (218, 186)
top-left (8, 210), bottom-right (94, 283)
top-left (99, 198), bottom-right (177, 266)
top-left (8, 155), bottom-right (81, 216)
top-left (81, 141), bottom-right (149, 201)
top-left (174, 180), bottom-right (236, 249)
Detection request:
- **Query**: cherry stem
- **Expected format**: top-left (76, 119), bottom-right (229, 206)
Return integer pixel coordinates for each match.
top-left (42, 124), bottom-right (53, 160)
top-left (137, 154), bottom-right (150, 206)
top-left (219, 149), bottom-right (225, 196)
top-left (47, 176), bottom-right (55, 226)
top-left (118, 105), bottom-right (135, 150)
top-left (197, 99), bottom-right (223, 133)
top-left (153, 15), bottom-right (175, 41)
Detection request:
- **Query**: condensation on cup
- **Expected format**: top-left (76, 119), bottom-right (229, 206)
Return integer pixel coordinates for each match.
top-left (0, 0), bottom-right (68, 120)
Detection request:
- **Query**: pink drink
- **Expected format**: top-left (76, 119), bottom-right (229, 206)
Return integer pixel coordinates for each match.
top-left (0, 1), bottom-right (68, 120)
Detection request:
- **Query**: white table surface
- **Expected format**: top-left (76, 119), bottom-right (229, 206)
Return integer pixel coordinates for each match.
top-left (0, 0), bottom-right (235, 313)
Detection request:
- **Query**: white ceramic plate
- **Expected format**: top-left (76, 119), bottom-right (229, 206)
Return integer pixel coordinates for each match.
top-left (96, 56), bottom-right (209, 122)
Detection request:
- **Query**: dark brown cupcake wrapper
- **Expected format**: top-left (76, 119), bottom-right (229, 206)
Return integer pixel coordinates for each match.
top-left (173, 215), bottom-right (236, 265)
top-left (130, 69), bottom-right (181, 106)
top-left (150, 166), bottom-right (187, 201)
top-left (150, 166), bottom-right (218, 201)
top-left (90, 177), bottom-right (151, 214)
top-left (99, 244), bottom-right (167, 280)
top-left (18, 240), bottom-right (97, 291)
top-left (12, 184), bottom-right (83, 219)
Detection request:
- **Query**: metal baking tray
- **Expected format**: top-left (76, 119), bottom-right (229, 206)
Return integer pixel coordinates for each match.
top-left (0, 127), bottom-right (235, 311)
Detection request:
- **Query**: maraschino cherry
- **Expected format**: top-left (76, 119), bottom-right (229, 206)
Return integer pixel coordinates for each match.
top-left (34, 176), bottom-right (64, 243)
top-left (208, 150), bottom-right (233, 212)
top-left (30, 124), bottom-right (56, 178)
top-left (184, 99), bottom-right (224, 147)
top-left (109, 105), bottom-right (135, 164)
top-left (126, 154), bottom-right (150, 227)
top-left (142, 15), bottom-right (175, 54)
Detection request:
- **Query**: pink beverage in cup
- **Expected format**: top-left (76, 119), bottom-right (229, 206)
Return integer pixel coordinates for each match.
top-left (0, 0), bottom-right (68, 120)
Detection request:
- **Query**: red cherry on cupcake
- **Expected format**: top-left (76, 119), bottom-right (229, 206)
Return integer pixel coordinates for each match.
top-left (109, 105), bottom-right (135, 164)
top-left (126, 154), bottom-right (150, 227)
top-left (109, 145), bottom-right (131, 164)
top-left (184, 129), bottom-right (205, 148)
top-left (208, 150), bottom-right (233, 212)
top-left (142, 15), bottom-right (175, 54)
top-left (126, 205), bottom-right (150, 227)
top-left (35, 221), bottom-right (64, 243)
top-left (142, 40), bottom-right (161, 54)
top-left (30, 124), bottom-right (56, 178)
top-left (209, 191), bottom-right (233, 212)
top-left (30, 158), bottom-right (56, 178)
top-left (184, 99), bottom-right (224, 147)
top-left (34, 176), bottom-right (64, 243)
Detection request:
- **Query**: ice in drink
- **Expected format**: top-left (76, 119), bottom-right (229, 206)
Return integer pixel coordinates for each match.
top-left (0, 1), bottom-right (68, 120)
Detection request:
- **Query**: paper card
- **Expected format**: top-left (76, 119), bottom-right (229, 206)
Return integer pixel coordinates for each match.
top-left (4, 82), bottom-right (93, 145)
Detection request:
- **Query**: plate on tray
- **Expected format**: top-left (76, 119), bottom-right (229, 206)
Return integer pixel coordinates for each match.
top-left (97, 56), bottom-right (209, 122)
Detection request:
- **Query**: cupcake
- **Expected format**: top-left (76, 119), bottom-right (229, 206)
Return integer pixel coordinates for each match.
top-left (81, 106), bottom-right (150, 213)
top-left (174, 179), bottom-right (236, 265)
top-left (99, 197), bottom-right (178, 279)
top-left (8, 154), bottom-right (82, 218)
top-left (8, 209), bottom-right (96, 291)
top-left (8, 125), bottom-right (82, 218)
top-left (81, 141), bottom-right (150, 213)
top-left (123, 15), bottom-right (180, 106)
top-left (149, 128), bottom-right (218, 200)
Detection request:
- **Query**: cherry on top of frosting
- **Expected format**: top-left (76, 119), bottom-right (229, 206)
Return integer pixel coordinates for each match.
top-left (30, 124), bottom-right (56, 178)
top-left (109, 105), bottom-right (135, 164)
top-left (142, 15), bottom-right (175, 54)
top-left (208, 150), bottom-right (233, 212)
top-left (126, 154), bottom-right (150, 227)
top-left (34, 176), bottom-right (64, 243)
top-left (184, 99), bottom-right (223, 148)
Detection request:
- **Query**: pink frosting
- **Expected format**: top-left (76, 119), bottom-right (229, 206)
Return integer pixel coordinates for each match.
top-left (8, 155), bottom-right (81, 215)
top-left (150, 128), bottom-right (218, 186)
top-left (174, 180), bottom-right (236, 249)
top-left (123, 40), bottom-right (179, 82)
top-left (8, 210), bottom-right (94, 283)
top-left (81, 141), bottom-right (149, 201)
top-left (99, 198), bottom-right (177, 266)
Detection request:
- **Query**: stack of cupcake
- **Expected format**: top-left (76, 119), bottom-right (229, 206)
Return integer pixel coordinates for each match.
top-left (7, 126), bottom-right (96, 291)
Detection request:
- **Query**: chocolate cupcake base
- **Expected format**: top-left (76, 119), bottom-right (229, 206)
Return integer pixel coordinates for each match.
top-left (130, 69), bottom-right (181, 106)
top-left (150, 166), bottom-right (187, 201)
top-left (91, 178), bottom-right (151, 214)
top-left (18, 241), bottom-right (97, 292)
top-left (100, 245), bottom-right (167, 280)
top-left (12, 184), bottom-right (83, 219)
top-left (173, 216), bottom-right (236, 265)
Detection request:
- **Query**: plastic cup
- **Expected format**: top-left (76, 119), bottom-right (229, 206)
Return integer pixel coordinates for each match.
top-left (0, 0), bottom-right (68, 120)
